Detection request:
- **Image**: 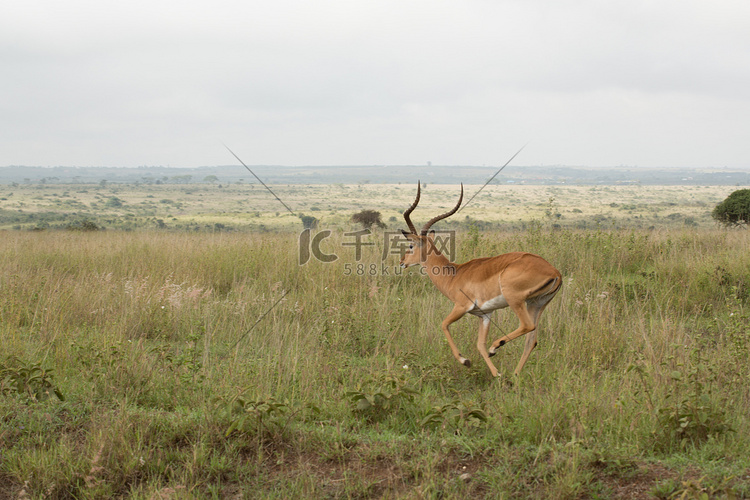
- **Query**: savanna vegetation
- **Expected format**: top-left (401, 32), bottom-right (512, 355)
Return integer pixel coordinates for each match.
top-left (713, 189), bottom-right (750, 227)
top-left (0, 182), bottom-right (740, 232)
top-left (1, 182), bottom-right (749, 498)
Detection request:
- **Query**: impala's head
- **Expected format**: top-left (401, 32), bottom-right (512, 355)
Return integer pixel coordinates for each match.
top-left (400, 182), bottom-right (463, 269)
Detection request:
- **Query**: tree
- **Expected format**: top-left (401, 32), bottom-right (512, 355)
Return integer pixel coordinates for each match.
top-left (351, 210), bottom-right (386, 230)
top-left (712, 189), bottom-right (750, 227)
top-left (105, 196), bottom-right (124, 208)
top-left (299, 215), bottom-right (318, 229)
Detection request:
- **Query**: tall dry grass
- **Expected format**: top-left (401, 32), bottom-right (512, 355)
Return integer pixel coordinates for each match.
top-left (1, 227), bottom-right (749, 497)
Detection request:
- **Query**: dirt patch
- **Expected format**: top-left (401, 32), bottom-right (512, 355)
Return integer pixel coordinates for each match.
top-left (602, 463), bottom-right (677, 499)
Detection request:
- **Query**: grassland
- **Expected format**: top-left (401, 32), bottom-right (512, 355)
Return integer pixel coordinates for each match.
top-left (0, 182), bottom-right (740, 232)
top-left (1, 182), bottom-right (749, 498)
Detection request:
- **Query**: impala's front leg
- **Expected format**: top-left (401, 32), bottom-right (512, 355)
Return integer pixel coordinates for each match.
top-left (476, 314), bottom-right (499, 378)
top-left (441, 305), bottom-right (471, 367)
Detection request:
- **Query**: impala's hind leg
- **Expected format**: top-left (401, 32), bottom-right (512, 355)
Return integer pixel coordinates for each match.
top-left (488, 283), bottom-right (559, 375)
top-left (488, 298), bottom-right (535, 356)
top-left (514, 329), bottom-right (538, 376)
top-left (513, 300), bottom-right (548, 375)
top-left (513, 304), bottom-right (547, 375)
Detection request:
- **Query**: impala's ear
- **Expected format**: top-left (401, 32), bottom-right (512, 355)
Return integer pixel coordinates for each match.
top-left (401, 229), bottom-right (411, 238)
top-left (427, 229), bottom-right (436, 239)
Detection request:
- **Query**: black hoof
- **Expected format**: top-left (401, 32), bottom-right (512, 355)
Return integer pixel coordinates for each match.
top-left (462, 358), bottom-right (471, 368)
top-left (488, 351), bottom-right (496, 358)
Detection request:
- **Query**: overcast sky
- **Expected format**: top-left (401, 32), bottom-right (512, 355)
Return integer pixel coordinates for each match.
top-left (2, 0), bottom-right (749, 169)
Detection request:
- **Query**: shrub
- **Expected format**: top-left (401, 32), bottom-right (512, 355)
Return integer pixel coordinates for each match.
top-left (66, 219), bottom-right (102, 231)
top-left (712, 189), bottom-right (750, 227)
top-left (351, 209), bottom-right (386, 230)
top-left (105, 196), bottom-right (124, 208)
top-left (299, 215), bottom-right (318, 229)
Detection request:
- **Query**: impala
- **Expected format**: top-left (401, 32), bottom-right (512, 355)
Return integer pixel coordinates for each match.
top-left (400, 183), bottom-right (562, 378)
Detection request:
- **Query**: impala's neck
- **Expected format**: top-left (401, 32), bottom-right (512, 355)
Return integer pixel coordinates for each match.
top-left (420, 245), bottom-right (457, 296)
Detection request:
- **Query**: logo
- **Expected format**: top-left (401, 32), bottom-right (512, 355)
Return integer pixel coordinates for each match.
top-left (299, 229), bottom-right (456, 275)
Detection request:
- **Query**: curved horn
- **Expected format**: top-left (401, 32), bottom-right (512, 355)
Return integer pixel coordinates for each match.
top-left (403, 181), bottom-right (421, 234)
top-left (420, 183), bottom-right (463, 236)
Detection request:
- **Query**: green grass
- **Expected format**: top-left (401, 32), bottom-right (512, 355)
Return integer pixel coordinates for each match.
top-left (1, 224), bottom-right (749, 498)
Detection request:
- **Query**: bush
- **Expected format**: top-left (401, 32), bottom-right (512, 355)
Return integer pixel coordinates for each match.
top-left (712, 189), bottom-right (750, 227)
top-left (66, 219), bottom-right (102, 231)
top-left (299, 215), bottom-right (318, 229)
top-left (351, 209), bottom-right (386, 230)
top-left (105, 196), bottom-right (124, 208)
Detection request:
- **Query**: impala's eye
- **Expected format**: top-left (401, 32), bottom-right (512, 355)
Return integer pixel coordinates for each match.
top-left (408, 244), bottom-right (414, 250)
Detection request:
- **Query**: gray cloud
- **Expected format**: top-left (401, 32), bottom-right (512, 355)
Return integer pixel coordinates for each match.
top-left (2, 0), bottom-right (749, 168)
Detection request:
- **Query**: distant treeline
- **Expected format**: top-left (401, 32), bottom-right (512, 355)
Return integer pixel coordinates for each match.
top-left (1, 164), bottom-right (749, 186)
